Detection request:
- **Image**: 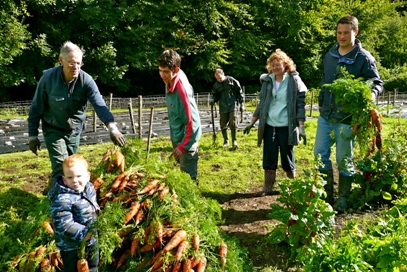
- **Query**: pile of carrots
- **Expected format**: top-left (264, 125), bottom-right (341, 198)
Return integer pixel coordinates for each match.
top-left (10, 148), bottom-right (228, 271)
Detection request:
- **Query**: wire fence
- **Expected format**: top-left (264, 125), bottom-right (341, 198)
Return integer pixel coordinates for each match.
top-left (1, 90), bottom-right (406, 117)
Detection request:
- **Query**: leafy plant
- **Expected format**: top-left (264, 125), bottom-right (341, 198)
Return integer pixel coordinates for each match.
top-left (267, 162), bottom-right (335, 259)
top-left (323, 68), bottom-right (378, 157)
top-left (350, 121), bottom-right (407, 209)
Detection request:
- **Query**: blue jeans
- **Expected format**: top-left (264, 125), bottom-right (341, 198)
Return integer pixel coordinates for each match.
top-left (314, 116), bottom-right (355, 176)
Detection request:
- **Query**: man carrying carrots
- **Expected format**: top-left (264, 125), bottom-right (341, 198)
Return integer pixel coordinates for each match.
top-left (157, 49), bottom-right (202, 181)
top-left (314, 15), bottom-right (383, 212)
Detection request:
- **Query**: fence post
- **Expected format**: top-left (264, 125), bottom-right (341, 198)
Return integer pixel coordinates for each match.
top-left (207, 93), bottom-right (210, 107)
top-left (387, 91), bottom-right (391, 115)
top-left (109, 93), bottom-right (113, 111)
top-left (309, 90), bottom-right (314, 117)
top-left (92, 110), bottom-right (96, 132)
top-left (146, 107), bottom-right (154, 159)
top-left (393, 88), bottom-right (398, 106)
top-left (138, 95), bottom-right (143, 139)
top-left (128, 98), bottom-right (137, 134)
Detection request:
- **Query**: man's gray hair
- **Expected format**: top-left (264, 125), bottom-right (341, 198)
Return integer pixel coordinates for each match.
top-left (59, 41), bottom-right (83, 60)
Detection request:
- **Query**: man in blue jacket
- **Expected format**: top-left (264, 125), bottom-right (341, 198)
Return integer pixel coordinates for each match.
top-left (157, 49), bottom-right (202, 181)
top-left (28, 41), bottom-right (126, 186)
top-left (314, 16), bottom-right (383, 212)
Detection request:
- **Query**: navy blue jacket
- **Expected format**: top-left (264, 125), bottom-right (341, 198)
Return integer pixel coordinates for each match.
top-left (319, 39), bottom-right (383, 124)
top-left (48, 178), bottom-right (99, 251)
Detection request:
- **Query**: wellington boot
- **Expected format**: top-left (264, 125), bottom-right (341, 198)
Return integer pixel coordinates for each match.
top-left (321, 170), bottom-right (334, 205)
top-left (254, 170), bottom-right (276, 196)
top-left (334, 175), bottom-right (354, 213)
top-left (231, 129), bottom-right (238, 149)
top-left (286, 170), bottom-right (296, 179)
top-left (221, 129), bottom-right (229, 147)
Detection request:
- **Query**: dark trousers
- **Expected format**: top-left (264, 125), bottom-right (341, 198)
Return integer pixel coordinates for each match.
top-left (60, 241), bottom-right (99, 272)
top-left (263, 124), bottom-right (295, 172)
top-left (43, 127), bottom-right (81, 183)
top-left (219, 111), bottom-right (237, 130)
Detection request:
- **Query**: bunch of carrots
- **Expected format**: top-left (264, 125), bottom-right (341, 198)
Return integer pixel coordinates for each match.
top-left (9, 148), bottom-right (228, 271)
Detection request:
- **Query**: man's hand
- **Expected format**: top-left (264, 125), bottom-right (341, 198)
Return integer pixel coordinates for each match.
top-left (28, 137), bottom-right (41, 155)
top-left (209, 99), bottom-right (215, 106)
top-left (299, 125), bottom-right (306, 145)
top-left (172, 147), bottom-right (183, 161)
top-left (243, 124), bottom-right (253, 135)
top-left (108, 124), bottom-right (126, 147)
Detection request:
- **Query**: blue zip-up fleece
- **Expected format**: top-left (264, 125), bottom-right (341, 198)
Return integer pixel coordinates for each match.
top-left (28, 66), bottom-right (115, 137)
top-left (254, 72), bottom-right (307, 147)
top-left (319, 39), bottom-right (383, 125)
top-left (48, 178), bottom-right (99, 252)
top-left (212, 76), bottom-right (244, 114)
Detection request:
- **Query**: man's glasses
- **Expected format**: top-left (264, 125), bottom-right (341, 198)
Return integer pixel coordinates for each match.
top-left (67, 61), bottom-right (84, 68)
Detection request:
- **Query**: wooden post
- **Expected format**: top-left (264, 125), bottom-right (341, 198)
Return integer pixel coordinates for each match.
top-left (138, 95), bottom-right (143, 139)
top-left (128, 98), bottom-right (136, 134)
top-left (393, 88), bottom-right (398, 106)
top-left (109, 93), bottom-right (113, 111)
top-left (146, 107), bottom-right (154, 159)
top-left (309, 90), bottom-right (314, 117)
top-left (207, 93), bottom-right (210, 107)
top-left (196, 93), bottom-right (199, 107)
top-left (387, 91), bottom-right (391, 115)
top-left (92, 110), bottom-right (96, 132)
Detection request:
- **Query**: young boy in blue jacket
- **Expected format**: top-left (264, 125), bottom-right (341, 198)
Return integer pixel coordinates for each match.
top-left (48, 154), bottom-right (100, 271)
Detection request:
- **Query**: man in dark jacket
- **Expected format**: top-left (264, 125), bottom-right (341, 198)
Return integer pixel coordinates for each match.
top-left (210, 68), bottom-right (244, 149)
top-left (314, 16), bottom-right (383, 212)
top-left (28, 41), bottom-right (126, 186)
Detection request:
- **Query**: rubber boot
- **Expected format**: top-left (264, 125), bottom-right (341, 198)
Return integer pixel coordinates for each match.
top-left (231, 129), bottom-right (238, 149)
top-left (334, 175), bottom-right (353, 212)
top-left (286, 170), bottom-right (296, 179)
top-left (255, 170), bottom-right (276, 196)
top-left (221, 129), bottom-right (229, 147)
top-left (321, 170), bottom-right (334, 205)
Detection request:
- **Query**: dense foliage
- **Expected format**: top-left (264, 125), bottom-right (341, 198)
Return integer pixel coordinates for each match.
top-left (1, 0), bottom-right (407, 101)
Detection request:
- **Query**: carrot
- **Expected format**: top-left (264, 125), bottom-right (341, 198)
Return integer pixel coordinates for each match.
top-left (118, 176), bottom-right (130, 193)
top-left (114, 151), bottom-right (125, 173)
top-left (102, 148), bottom-right (113, 161)
top-left (156, 221), bottom-right (163, 244)
top-left (42, 221), bottom-right (54, 235)
top-left (370, 108), bottom-right (382, 131)
top-left (117, 249), bottom-right (131, 268)
top-left (159, 186), bottom-right (170, 200)
top-left (175, 240), bottom-right (189, 261)
top-left (112, 192), bottom-right (130, 202)
top-left (111, 171), bottom-right (128, 193)
top-left (124, 201), bottom-right (141, 225)
top-left (196, 256), bottom-right (207, 272)
top-left (50, 252), bottom-right (61, 270)
top-left (352, 124), bottom-right (359, 135)
top-left (219, 242), bottom-right (227, 268)
top-left (163, 229), bottom-right (187, 253)
top-left (172, 262), bottom-right (181, 272)
top-left (151, 258), bottom-right (164, 271)
top-left (182, 258), bottom-right (191, 272)
top-left (131, 237), bottom-right (139, 256)
top-left (77, 259), bottom-right (89, 272)
top-left (190, 257), bottom-right (200, 269)
top-left (40, 258), bottom-right (52, 271)
top-left (140, 244), bottom-right (154, 252)
top-left (36, 246), bottom-right (47, 260)
top-left (138, 179), bottom-right (159, 194)
top-left (107, 161), bottom-right (115, 173)
top-left (135, 172), bottom-right (145, 178)
top-left (148, 249), bottom-right (163, 266)
top-left (192, 233), bottom-right (200, 251)
top-left (375, 133), bottom-right (382, 150)
top-left (92, 177), bottom-right (104, 192)
top-left (134, 209), bottom-right (145, 225)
